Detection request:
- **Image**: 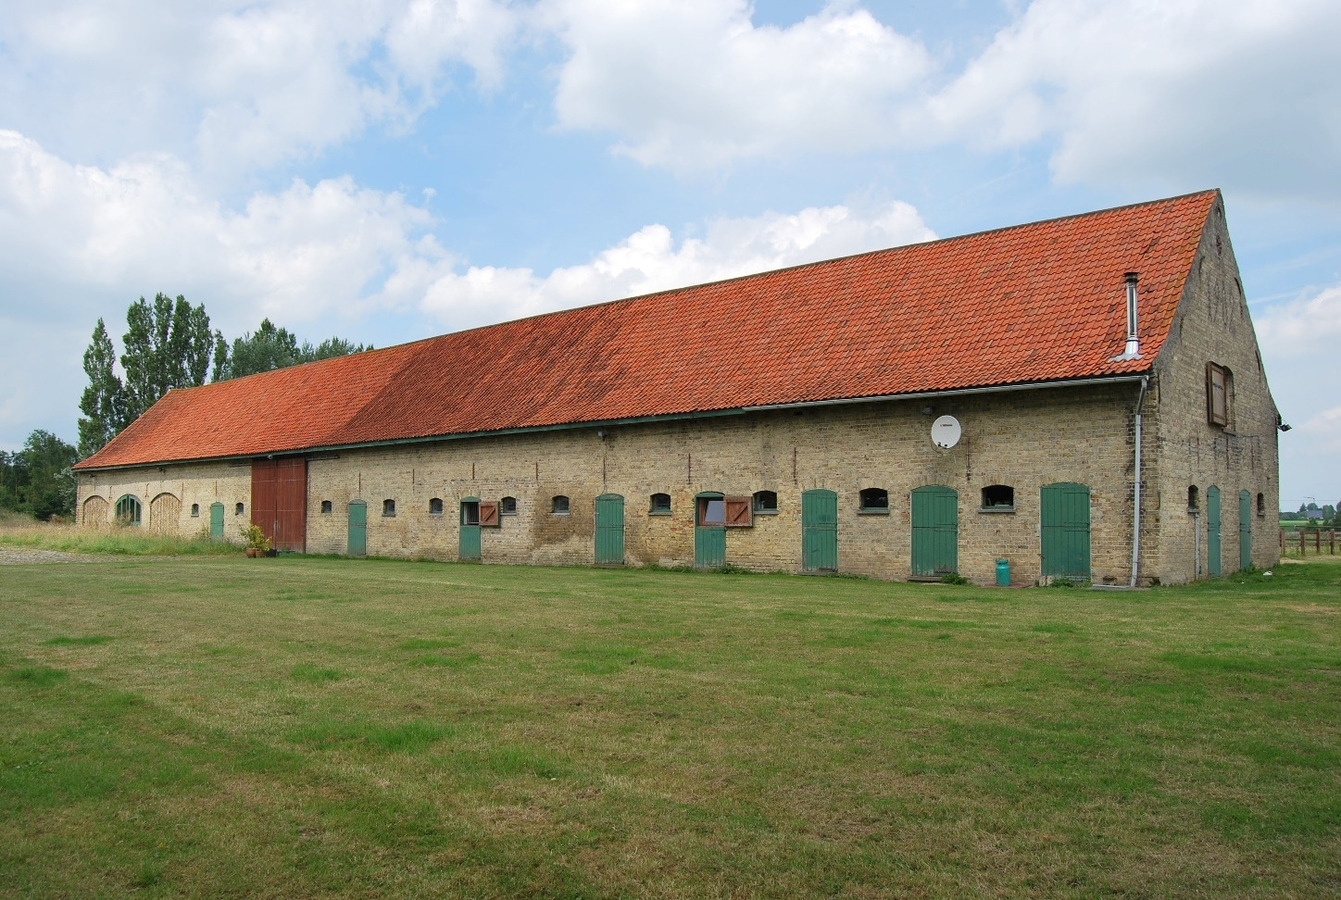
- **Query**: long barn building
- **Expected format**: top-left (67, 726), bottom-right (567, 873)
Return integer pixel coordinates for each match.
top-left (73, 190), bottom-right (1281, 584)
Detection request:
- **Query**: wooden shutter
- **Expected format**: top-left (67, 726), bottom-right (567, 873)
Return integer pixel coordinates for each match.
top-left (479, 501), bottom-right (500, 527)
top-left (1206, 363), bottom-right (1227, 426)
top-left (724, 496), bottom-right (753, 527)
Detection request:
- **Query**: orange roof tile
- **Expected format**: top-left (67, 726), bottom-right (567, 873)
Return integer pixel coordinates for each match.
top-left (76, 190), bottom-right (1218, 470)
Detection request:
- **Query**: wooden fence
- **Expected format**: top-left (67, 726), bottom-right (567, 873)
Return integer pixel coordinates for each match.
top-left (1280, 529), bottom-right (1337, 556)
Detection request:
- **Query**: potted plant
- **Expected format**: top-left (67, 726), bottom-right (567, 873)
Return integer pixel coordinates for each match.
top-left (240, 523), bottom-right (271, 557)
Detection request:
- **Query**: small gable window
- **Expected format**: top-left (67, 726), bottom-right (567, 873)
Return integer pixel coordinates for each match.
top-left (1187, 486), bottom-right (1199, 511)
top-left (383, 499), bottom-right (396, 517)
top-left (858, 488), bottom-right (889, 514)
top-left (552, 495), bottom-right (570, 515)
top-left (500, 496), bottom-right (517, 516)
top-left (752, 490), bottom-right (778, 514)
top-left (115, 495), bottom-right (142, 526)
top-left (190, 503), bottom-right (200, 517)
top-left (1206, 362), bottom-right (1233, 427)
top-left (321, 500), bottom-right (333, 514)
top-left (650, 493), bottom-right (672, 515)
top-left (235, 502), bottom-right (245, 516)
top-left (429, 498), bottom-right (443, 516)
top-left (982, 485), bottom-right (1015, 510)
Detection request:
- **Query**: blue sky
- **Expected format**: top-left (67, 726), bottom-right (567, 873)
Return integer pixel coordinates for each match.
top-left (1, 0), bottom-right (1338, 509)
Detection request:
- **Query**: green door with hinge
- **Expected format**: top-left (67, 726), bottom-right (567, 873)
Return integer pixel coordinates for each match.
top-left (460, 498), bottom-right (481, 561)
top-left (801, 489), bottom-right (838, 573)
top-left (347, 501), bottom-right (366, 557)
top-left (1206, 486), bottom-right (1221, 576)
top-left (911, 486), bottom-right (958, 576)
top-left (1041, 482), bottom-right (1090, 579)
top-left (1239, 490), bottom-right (1252, 571)
top-left (595, 493), bottom-right (625, 565)
top-left (694, 492), bottom-right (726, 569)
top-left (209, 502), bottom-right (224, 541)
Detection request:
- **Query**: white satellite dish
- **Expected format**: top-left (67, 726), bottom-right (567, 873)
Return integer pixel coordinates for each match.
top-left (932, 415), bottom-right (962, 449)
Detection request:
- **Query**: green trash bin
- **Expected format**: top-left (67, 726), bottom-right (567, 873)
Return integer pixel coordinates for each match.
top-left (995, 559), bottom-right (1010, 587)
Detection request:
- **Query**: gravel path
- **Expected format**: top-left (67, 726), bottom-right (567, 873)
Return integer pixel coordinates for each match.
top-left (0, 546), bottom-right (110, 564)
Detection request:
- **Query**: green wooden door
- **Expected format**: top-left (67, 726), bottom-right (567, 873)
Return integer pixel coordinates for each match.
top-left (459, 499), bottom-right (481, 561)
top-left (801, 489), bottom-right (838, 573)
top-left (595, 493), bottom-right (625, 565)
top-left (911, 486), bottom-right (958, 576)
top-left (1206, 486), bottom-right (1221, 577)
top-left (1041, 483), bottom-right (1090, 579)
top-left (694, 493), bottom-right (726, 569)
top-left (347, 501), bottom-right (366, 557)
top-left (209, 502), bottom-right (224, 541)
top-left (1239, 490), bottom-right (1252, 571)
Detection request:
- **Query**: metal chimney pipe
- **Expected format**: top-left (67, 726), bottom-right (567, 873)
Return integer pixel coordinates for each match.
top-left (1123, 272), bottom-right (1140, 358)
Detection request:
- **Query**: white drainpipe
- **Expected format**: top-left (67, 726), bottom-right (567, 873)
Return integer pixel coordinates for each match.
top-left (1130, 375), bottom-right (1149, 587)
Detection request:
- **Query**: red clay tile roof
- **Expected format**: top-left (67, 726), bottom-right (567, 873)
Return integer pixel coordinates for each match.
top-left (76, 190), bottom-right (1218, 470)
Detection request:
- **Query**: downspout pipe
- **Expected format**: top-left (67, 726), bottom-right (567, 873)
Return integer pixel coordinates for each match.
top-left (1130, 375), bottom-right (1150, 587)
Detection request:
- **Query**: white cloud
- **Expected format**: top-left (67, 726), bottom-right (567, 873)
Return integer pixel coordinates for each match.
top-left (418, 200), bottom-right (935, 325)
top-left (924, 0), bottom-right (1341, 197)
top-left (0, 0), bottom-right (520, 175)
top-left (545, 0), bottom-right (932, 169)
top-left (0, 130), bottom-right (440, 333)
top-left (1254, 285), bottom-right (1341, 356)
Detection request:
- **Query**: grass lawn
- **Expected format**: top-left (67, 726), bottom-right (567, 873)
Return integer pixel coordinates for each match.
top-left (1, 548), bottom-right (1338, 898)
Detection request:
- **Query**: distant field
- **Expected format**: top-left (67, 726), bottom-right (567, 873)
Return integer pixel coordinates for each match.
top-left (1, 552), bottom-right (1338, 898)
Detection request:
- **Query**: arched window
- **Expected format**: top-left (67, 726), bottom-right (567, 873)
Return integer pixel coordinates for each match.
top-left (320, 500), bottom-right (333, 514)
top-left (500, 496), bottom-right (517, 515)
top-left (383, 499), bottom-right (397, 517)
top-left (114, 495), bottom-right (142, 526)
top-left (190, 503), bottom-right (200, 517)
top-left (982, 485), bottom-right (1015, 510)
top-left (1187, 486), bottom-right (1200, 511)
top-left (649, 492), bottom-right (671, 515)
top-left (752, 490), bottom-right (778, 514)
top-left (552, 495), bottom-right (570, 515)
top-left (235, 502), bottom-right (244, 516)
top-left (429, 498), bottom-right (443, 516)
top-left (858, 488), bottom-right (889, 513)
top-left (1256, 493), bottom-right (1265, 517)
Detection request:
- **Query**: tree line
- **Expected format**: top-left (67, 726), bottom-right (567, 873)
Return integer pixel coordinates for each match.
top-left (0, 293), bottom-right (368, 521)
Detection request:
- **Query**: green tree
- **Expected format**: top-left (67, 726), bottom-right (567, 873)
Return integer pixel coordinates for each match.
top-left (121, 293), bottom-right (215, 420)
top-left (213, 319), bottom-right (369, 381)
top-left (77, 318), bottom-right (129, 458)
top-left (0, 431), bottom-right (78, 520)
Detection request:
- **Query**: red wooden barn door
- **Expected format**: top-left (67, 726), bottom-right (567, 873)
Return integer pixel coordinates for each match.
top-left (252, 457), bottom-right (308, 552)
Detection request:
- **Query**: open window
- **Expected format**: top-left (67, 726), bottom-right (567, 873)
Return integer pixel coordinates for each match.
top-left (429, 498), bottom-right (443, 516)
top-left (321, 500), bottom-right (333, 514)
top-left (859, 487), bottom-right (889, 514)
top-left (981, 484), bottom-right (1015, 510)
top-left (500, 496), bottom-right (517, 516)
top-left (1206, 362), bottom-right (1233, 427)
top-left (552, 495), bottom-right (570, 515)
top-left (649, 492), bottom-right (671, 515)
top-left (1187, 486), bottom-right (1199, 511)
top-left (752, 490), bottom-right (778, 514)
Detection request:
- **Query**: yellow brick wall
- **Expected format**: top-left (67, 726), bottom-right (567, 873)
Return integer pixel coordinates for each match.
top-left (75, 462), bottom-right (252, 541)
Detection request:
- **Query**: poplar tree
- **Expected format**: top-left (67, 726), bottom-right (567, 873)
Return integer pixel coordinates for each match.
top-left (120, 293), bottom-right (215, 420)
top-left (77, 318), bottom-right (129, 458)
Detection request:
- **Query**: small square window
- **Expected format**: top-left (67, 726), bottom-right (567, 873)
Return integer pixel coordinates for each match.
top-left (650, 492), bottom-right (672, 515)
top-left (383, 499), bottom-right (396, 517)
top-left (859, 488), bottom-right (889, 514)
top-left (321, 500), bottom-right (333, 514)
top-left (752, 491), bottom-right (778, 514)
top-left (552, 495), bottom-right (570, 515)
top-left (190, 503), bottom-right (200, 517)
top-left (500, 496), bottom-right (517, 515)
top-left (429, 498), bottom-right (443, 516)
top-left (981, 485), bottom-right (1015, 510)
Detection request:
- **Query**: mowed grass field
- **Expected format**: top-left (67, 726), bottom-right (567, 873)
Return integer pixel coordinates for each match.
top-left (1, 547), bottom-right (1338, 898)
